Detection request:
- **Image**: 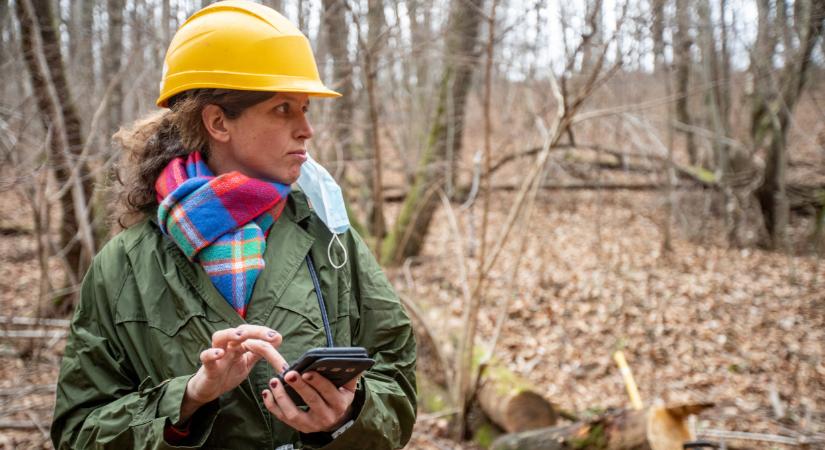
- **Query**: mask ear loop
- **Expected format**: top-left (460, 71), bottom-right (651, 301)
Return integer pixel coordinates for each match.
top-left (327, 233), bottom-right (348, 269)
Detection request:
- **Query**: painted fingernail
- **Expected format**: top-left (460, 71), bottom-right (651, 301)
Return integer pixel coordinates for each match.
top-left (286, 373), bottom-right (297, 382)
top-left (235, 330), bottom-right (243, 336)
top-left (214, 350), bottom-right (221, 356)
top-left (304, 373), bottom-right (314, 381)
top-left (281, 363), bottom-right (289, 373)
top-left (270, 379), bottom-right (279, 389)
top-left (262, 390), bottom-right (269, 398)
top-left (267, 331), bottom-right (277, 339)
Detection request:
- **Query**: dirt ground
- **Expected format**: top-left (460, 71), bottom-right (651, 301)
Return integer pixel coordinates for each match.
top-left (1, 187), bottom-right (823, 449)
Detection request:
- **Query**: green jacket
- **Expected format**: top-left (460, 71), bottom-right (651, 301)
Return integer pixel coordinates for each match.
top-left (51, 192), bottom-right (417, 449)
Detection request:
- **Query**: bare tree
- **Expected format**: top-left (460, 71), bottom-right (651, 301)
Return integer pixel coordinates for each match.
top-left (0, 0), bottom-right (8, 55)
top-left (402, 0), bottom-right (435, 184)
top-left (365, 0), bottom-right (387, 241)
top-left (751, 0), bottom-right (825, 248)
top-left (297, 0), bottom-right (309, 36)
top-left (125, 0), bottom-right (146, 119)
top-left (697, 0), bottom-right (731, 172)
top-left (380, 0), bottom-right (485, 265)
top-left (580, 0), bottom-right (605, 75)
top-left (454, 0), bottom-right (499, 438)
top-left (651, 0), bottom-right (666, 73)
top-left (264, 0), bottom-right (284, 12)
top-left (407, 0), bottom-right (433, 89)
top-left (15, 0), bottom-right (96, 310)
top-left (321, 0), bottom-right (355, 169)
top-left (162, 0), bottom-right (172, 46)
top-left (696, 0), bottom-right (741, 243)
top-left (105, 0), bottom-right (125, 137)
top-left (68, 0), bottom-right (95, 107)
top-left (674, 0), bottom-right (697, 165)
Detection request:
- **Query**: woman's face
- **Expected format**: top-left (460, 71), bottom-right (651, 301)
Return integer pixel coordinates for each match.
top-left (209, 92), bottom-right (313, 184)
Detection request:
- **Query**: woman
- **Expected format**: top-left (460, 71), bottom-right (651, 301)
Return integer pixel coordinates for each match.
top-left (50, 2), bottom-right (416, 449)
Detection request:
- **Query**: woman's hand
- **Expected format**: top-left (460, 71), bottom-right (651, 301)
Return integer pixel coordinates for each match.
top-left (180, 325), bottom-right (288, 422)
top-left (263, 371), bottom-right (359, 433)
top-left (243, 340), bottom-right (360, 433)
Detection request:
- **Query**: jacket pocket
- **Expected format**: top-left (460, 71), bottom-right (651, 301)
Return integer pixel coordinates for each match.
top-left (114, 274), bottom-right (219, 378)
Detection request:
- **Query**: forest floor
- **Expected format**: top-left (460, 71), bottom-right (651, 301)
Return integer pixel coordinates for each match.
top-left (0, 187), bottom-right (823, 449)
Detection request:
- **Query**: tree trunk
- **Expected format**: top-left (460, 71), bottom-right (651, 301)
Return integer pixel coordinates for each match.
top-left (491, 404), bottom-right (713, 450)
top-left (404, 0), bottom-right (435, 185)
top-left (321, 0), bottom-right (354, 168)
top-left (380, 0), bottom-right (484, 266)
top-left (752, 0), bottom-right (824, 248)
top-left (580, 0), bottom-right (604, 75)
top-left (33, 0), bottom-right (95, 266)
top-left (366, 0), bottom-right (386, 90)
top-left (125, 0), bottom-right (145, 120)
top-left (674, 0), bottom-right (697, 166)
top-left (407, 0), bottom-right (431, 89)
top-left (366, 0), bottom-right (387, 242)
top-left (718, 0), bottom-right (731, 124)
top-left (310, 1), bottom-right (324, 56)
top-left (697, 0), bottom-right (740, 243)
top-left (297, 0), bottom-right (309, 36)
top-left (265, 0), bottom-right (284, 12)
top-left (650, 0), bottom-right (665, 73)
top-left (1, 0), bottom-right (8, 57)
top-left (477, 366), bottom-right (558, 433)
top-left (105, 0), bottom-right (125, 137)
top-left (776, 0), bottom-right (793, 55)
top-left (68, 0), bottom-right (95, 111)
top-left (16, 0), bottom-right (95, 308)
top-left (161, 0), bottom-right (171, 46)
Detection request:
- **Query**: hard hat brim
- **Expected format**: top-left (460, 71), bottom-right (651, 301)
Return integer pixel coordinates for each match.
top-left (156, 71), bottom-right (341, 108)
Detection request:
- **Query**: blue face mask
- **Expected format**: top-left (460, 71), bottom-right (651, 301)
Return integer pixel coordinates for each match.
top-left (297, 153), bottom-right (350, 269)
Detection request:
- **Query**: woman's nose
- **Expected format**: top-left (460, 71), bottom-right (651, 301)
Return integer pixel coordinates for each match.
top-left (294, 112), bottom-right (314, 141)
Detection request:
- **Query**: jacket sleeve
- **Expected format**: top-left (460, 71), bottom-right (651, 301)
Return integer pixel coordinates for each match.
top-left (50, 254), bottom-right (220, 450)
top-left (313, 230), bottom-right (417, 450)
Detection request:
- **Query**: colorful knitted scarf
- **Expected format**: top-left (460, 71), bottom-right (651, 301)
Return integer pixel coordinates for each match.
top-left (155, 152), bottom-right (290, 318)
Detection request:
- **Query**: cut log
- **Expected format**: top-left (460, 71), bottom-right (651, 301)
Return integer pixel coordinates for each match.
top-left (491, 403), bottom-right (714, 450)
top-left (477, 365), bottom-right (559, 433)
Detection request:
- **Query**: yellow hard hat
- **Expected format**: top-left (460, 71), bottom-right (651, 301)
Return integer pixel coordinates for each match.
top-left (156, 0), bottom-right (340, 107)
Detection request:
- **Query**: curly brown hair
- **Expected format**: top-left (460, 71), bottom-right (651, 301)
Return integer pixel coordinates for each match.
top-left (112, 89), bottom-right (275, 228)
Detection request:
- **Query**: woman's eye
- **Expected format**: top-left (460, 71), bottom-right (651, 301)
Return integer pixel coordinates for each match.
top-left (275, 103), bottom-right (290, 114)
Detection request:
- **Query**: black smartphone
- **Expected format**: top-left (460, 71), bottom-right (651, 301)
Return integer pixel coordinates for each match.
top-left (277, 347), bottom-right (375, 406)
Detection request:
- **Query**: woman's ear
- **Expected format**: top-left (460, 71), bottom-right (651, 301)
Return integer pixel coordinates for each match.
top-left (202, 104), bottom-right (231, 143)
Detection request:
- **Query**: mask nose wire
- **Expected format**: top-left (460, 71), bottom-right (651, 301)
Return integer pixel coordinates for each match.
top-left (327, 233), bottom-right (347, 269)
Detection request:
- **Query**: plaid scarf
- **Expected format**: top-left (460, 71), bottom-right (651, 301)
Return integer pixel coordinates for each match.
top-left (155, 152), bottom-right (290, 318)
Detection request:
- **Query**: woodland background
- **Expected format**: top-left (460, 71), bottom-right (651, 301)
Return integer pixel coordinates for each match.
top-left (0, 0), bottom-right (824, 448)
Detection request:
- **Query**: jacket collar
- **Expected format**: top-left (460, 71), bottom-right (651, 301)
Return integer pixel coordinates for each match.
top-left (284, 189), bottom-right (311, 224)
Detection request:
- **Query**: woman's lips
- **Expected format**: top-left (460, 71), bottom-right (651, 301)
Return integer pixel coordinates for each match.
top-left (288, 150), bottom-right (307, 162)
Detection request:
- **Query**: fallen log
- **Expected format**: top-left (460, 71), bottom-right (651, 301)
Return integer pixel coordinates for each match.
top-left (0, 419), bottom-right (50, 430)
top-left (491, 403), bottom-right (713, 450)
top-left (477, 365), bottom-right (561, 433)
top-left (0, 316), bottom-right (70, 327)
